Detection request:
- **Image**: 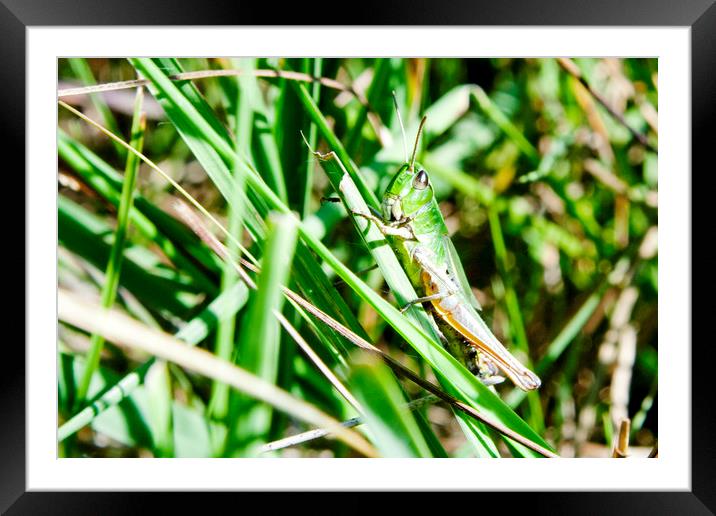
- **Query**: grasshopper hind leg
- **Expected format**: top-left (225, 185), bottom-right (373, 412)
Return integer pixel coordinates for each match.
top-left (473, 350), bottom-right (506, 386)
top-left (434, 316), bottom-right (506, 387)
top-left (463, 345), bottom-right (506, 386)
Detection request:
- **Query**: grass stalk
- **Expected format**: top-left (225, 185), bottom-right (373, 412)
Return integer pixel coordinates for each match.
top-left (487, 207), bottom-right (545, 432)
top-left (73, 88), bottom-right (145, 408)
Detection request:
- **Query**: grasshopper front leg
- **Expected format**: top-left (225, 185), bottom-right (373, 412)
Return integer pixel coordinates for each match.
top-left (351, 209), bottom-right (416, 241)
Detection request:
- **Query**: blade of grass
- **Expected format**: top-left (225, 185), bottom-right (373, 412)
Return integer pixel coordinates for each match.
top-left (302, 59), bottom-right (323, 217)
top-left (471, 85), bottom-right (539, 166)
top-left (214, 57), bottom-right (288, 203)
top-left (226, 213), bottom-right (300, 455)
top-left (238, 58), bottom-right (288, 203)
top-left (144, 359), bottom-right (174, 457)
top-left (74, 88), bottom-right (145, 408)
top-left (274, 58), bottom-right (323, 218)
top-left (455, 416), bottom-right (499, 457)
top-left (348, 354), bottom-right (433, 457)
top-left (208, 60), bottom-right (253, 422)
top-left (412, 407), bottom-right (450, 458)
top-left (487, 207), bottom-right (545, 434)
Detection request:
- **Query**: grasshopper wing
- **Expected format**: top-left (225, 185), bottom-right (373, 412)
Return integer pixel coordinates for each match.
top-left (443, 235), bottom-right (482, 311)
top-left (416, 245), bottom-right (541, 391)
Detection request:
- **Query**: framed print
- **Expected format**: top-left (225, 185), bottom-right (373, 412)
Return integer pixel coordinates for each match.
top-left (3, 0), bottom-right (713, 512)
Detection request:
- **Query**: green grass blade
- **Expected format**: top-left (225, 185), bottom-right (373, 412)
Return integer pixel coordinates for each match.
top-left (208, 60), bottom-right (253, 422)
top-left (348, 354), bottom-right (432, 458)
top-left (471, 86), bottom-right (539, 166)
top-left (239, 58), bottom-right (288, 203)
top-left (74, 89), bottom-right (145, 407)
top-left (145, 359), bottom-right (174, 457)
top-left (301, 59), bottom-right (323, 217)
top-left (412, 409), bottom-right (449, 458)
top-left (488, 207), bottom-right (545, 434)
top-left (456, 416), bottom-right (500, 457)
top-left (216, 57), bottom-right (288, 202)
top-left (226, 213), bottom-right (300, 455)
top-left (275, 58), bottom-right (323, 217)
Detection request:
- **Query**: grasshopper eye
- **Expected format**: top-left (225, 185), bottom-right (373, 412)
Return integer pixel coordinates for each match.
top-left (413, 169), bottom-right (429, 190)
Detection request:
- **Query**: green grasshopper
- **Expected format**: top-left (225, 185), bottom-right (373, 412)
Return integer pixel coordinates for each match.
top-left (352, 115), bottom-right (541, 391)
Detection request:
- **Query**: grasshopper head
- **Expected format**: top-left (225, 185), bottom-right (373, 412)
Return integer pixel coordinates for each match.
top-left (381, 163), bottom-right (434, 223)
top-left (382, 114), bottom-right (433, 223)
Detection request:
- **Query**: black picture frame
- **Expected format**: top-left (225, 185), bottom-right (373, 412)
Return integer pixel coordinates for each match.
top-left (3, 0), bottom-right (711, 513)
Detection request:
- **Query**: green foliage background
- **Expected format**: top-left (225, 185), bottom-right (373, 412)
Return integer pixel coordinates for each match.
top-left (58, 57), bottom-right (658, 458)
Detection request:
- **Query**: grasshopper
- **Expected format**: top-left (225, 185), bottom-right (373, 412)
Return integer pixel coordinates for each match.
top-left (352, 114), bottom-right (541, 391)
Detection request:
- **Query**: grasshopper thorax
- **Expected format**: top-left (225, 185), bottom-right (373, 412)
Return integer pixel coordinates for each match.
top-left (381, 163), bottom-right (434, 224)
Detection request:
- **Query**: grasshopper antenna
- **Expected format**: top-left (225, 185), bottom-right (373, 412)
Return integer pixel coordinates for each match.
top-left (392, 91), bottom-right (409, 163)
top-left (409, 115), bottom-right (427, 172)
